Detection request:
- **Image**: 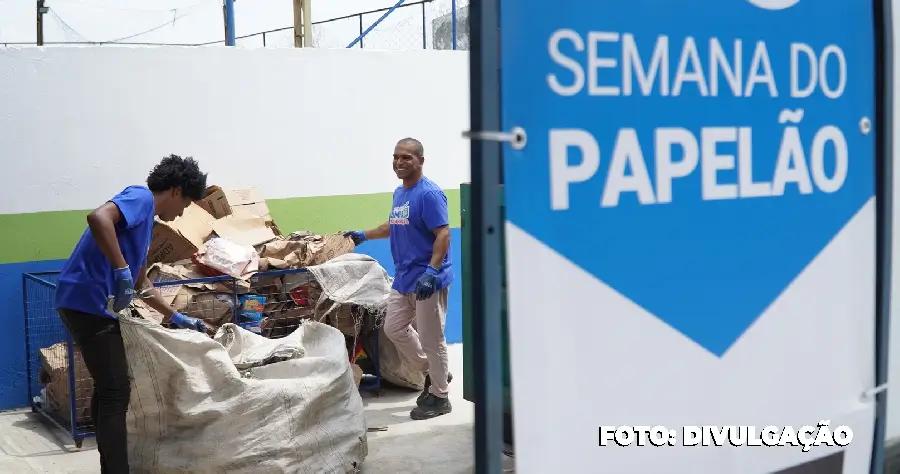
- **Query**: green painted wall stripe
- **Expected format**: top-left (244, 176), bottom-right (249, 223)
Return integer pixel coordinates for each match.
top-left (0, 189), bottom-right (461, 265)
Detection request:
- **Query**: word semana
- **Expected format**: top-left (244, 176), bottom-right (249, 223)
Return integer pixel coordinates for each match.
top-left (547, 31), bottom-right (846, 99)
top-left (544, 30), bottom-right (852, 210)
top-left (598, 423), bottom-right (853, 451)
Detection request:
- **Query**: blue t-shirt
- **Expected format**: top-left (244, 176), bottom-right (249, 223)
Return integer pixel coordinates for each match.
top-left (389, 177), bottom-right (454, 294)
top-left (56, 186), bottom-right (156, 318)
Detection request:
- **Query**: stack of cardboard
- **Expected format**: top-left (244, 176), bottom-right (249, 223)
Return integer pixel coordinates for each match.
top-left (148, 186), bottom-right (280, 266)
top-left (39, 343), bottom-right (93, 426)
top-left (35, 185), bottom-right (370, 424)
top-left (138, 185), bottom-right (359, 338)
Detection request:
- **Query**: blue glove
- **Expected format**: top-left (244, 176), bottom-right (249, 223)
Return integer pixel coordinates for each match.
top-left (111, 266), bottom-right (134, 313)
top-left (170, 312), bottom-right (207, 333)
top-left (415, 266), bottom-right (440, 301)
top-left (344, 230), bottom-right (367, 246)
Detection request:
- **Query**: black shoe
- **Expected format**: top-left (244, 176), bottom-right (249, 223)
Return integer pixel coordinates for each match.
top-left (417, 372), bottom-right (453, 407)
top-left (410, 394), bottom-right (452, 420)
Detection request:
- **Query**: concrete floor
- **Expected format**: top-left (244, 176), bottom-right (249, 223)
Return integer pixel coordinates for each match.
top-left (0, 343), bottom-right (515, 473)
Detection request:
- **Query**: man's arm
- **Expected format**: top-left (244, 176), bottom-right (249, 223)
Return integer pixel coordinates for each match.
top-left (86, 203), bottom-right (128, 269)
top-left (421, 190), bottom-right (451, 269)
top-left (134, 265), bottom-right (177, 321)
top-left (364, 221), bottom-right (391, 240)
top-left (429, 225), bottom-right (451, 269)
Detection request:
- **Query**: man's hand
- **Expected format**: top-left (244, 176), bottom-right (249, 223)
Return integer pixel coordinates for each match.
top-left (415, 266), bottom-right (440, 301)
top-left (170, 312), bottom-right (207, 333)
top-left (344, 230), bottom-right (367, 246)
top-left (111, 266), bottom-right (135, 312)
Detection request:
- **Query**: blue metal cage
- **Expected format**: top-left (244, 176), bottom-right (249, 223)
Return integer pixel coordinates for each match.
top-left (23, 272), bottom-right (95, 448)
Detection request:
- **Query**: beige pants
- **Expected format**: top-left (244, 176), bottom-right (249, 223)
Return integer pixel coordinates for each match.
top-left (384, 287), bottom-right (450, 398)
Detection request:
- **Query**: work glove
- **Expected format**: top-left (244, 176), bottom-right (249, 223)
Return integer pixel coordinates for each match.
top-left (415, 266), bottom-right (440, 301)
top-left (111, 266), bottom-right (134, 313)
top-left (170, 312), bottom-right (207, 333)
top-left (343, 230), bottom-right (367, 246)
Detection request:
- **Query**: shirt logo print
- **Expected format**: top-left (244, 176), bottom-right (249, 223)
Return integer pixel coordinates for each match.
top-left (390, 201), bottom-right (410, 225)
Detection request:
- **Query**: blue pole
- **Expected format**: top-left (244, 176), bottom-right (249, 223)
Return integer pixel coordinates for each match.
top-left (451, 0), bottom-right (457, 50)
top-left (347, 0), bottom-right (405, 48)
top-left (469, 0), bottom-right (504, 470)
top-left (871, 1), bottom-right (894, 472)
top-left (224, 0), bottom-right (236, 46)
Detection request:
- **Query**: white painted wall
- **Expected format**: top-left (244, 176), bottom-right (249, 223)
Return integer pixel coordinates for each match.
top-left (0, 47), bottom-right (471, 215)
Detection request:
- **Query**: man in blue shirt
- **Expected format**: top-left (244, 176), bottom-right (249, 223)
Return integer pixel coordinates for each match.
top-left (346, 137), bottom-right (454, 420)
top-left (56, 155), bottom-right (208, 474)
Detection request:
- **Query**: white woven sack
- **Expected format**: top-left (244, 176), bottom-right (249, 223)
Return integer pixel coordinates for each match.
top-left (120, 317), bottom-right (367, 473)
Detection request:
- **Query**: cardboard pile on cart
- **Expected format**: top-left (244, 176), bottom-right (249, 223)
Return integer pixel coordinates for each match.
top-left (146, 186), bottom-right (279, 265)
top-left (136, 185), bottom-right (361, 339)
top-left (35, 185), bottom-right (391, 438)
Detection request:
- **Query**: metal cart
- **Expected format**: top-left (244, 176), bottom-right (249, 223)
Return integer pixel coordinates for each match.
top-left (23, 267), bottom-right (382, 447)
top-left (23, 272), bottom-right (94, 448)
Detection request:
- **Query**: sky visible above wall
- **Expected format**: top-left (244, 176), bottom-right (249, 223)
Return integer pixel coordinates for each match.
top-left (0, 0), bottom-right (461, 49)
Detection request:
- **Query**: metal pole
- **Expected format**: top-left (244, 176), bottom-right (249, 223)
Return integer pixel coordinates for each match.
top-left (36, 0), bottom-right (46, 46)
top-left (65, 336), bottom-right (78, 438)
top-left (421, 2), bottom-right (426, 49)
top-left (262, 31), bottom-right (266, 47)
top-left (224, 0), bottom-right (236, 46)
top-left (469, 0), bottom-right (504, 470)
top-left (451, 0), bottom-right (457, 50)
top-left (22, 275), bottom-right (33, 407)
top-left (347, 0), bottom-right (406, 49)
top-left (871, 0), bottom-right (894, 471)
top-left (301, 0), bottom-right (312, 47)
top-left (293, 0), bottom-right (302, 47)
top-left (358, 15), bottom-right (364, 48)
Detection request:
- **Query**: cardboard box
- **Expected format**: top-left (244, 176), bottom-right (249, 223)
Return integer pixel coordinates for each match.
top-left (147, 260), bottom-right (250, 294)
top-left (258, 233), bottom-right (355, 269)
top-left (199, 186), bottom-right (272, 222)
top-left (40, 343), bottom-right (93, 425)
top-left (352, 364), bottom-right (363, 388)
top-left (148, 204), bottom-right (216, 264)
top-left (142, 263), bottom-right (237, 330)
top-left (174, 288), bottom-right (235, 330)
top-left (132, 300), bottom-right (165, 324)
top-left (212, 216), bottom-right (277, 247)
top-left (133, 285), bottom-right (234, 334)
top-left (132, 263), bottom-right (184, 323)
top-left (145, 263), bottom-right (185, 300)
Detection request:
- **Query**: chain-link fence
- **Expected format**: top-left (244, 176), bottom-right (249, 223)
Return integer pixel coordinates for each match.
top-left (3, 0), bottom-right (470, 51)
top-left (431, 0), bottom-right (470, 50)
top-left (321, 0), bottom-right (469, 50)
top-left (200, 0), bottom-right (469, 51)
top-left (23, 272), bottom-right (95, 448)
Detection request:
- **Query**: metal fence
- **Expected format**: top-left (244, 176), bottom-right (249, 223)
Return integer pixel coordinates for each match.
top-left (199, 0), bottom-right (468, 50)
top-left (23, 272), bottom-right (95, 448)
top-left (2, 0), bottom-right (469, 51)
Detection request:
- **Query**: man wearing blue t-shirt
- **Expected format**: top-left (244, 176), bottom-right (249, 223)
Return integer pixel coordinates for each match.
top-left (56, 155), bottom-right (208, 474)
top-left (345, 137), bottom-right (454, 420)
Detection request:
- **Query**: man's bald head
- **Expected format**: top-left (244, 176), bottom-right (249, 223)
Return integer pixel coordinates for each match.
top-left (393, 137), bottom-right (426, 183)
top-left (397, 137), bottom-right (425, 158)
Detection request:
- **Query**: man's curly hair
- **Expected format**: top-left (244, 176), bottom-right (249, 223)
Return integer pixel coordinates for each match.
top-left (146, 154), bottom-right (208, 200)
